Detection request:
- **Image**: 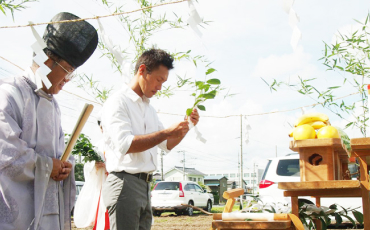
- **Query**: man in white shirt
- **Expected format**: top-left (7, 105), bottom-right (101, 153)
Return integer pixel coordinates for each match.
top-left (101, 49), bottom-right (199, 230)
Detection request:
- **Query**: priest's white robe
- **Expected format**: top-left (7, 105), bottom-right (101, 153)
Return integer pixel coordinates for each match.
top-left (0, 68), bottom-right (75, 230)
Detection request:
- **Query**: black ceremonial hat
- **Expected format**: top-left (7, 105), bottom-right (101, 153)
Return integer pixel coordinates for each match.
top-left (43, 12), bottom-right (98, 68)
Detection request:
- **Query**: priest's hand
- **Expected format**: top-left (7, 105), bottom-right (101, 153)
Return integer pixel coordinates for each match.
top-left (51, 160), bottom-right (72, 181)
top-left (55, 161), bottom-right (73, 181)
top-left (51, 158), bottom-right (64, 180)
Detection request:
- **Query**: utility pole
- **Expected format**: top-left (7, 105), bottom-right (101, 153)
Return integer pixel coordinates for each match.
top-left (183, 151), bottom-right (185, 180)
top-left (178, 150), bottom-right (185, 180)
top-left (240, 115), bottom-right (243, 191)
top-left (240, 115), bottom-right (244, 209)
top-left (253, 163), bottom-right (256, 195)
top-left (161, 150), bottom-right (164, 181)
top-left (276, 145), bottom-right (277, 157)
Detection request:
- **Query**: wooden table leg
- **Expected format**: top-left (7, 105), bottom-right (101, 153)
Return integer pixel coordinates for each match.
top-left (315, 197), bottom-right (321, 207)
top-left (311, 197), bottom-right (322, 230)
top-left (291, 196), bottom-right (299, 217)
top-left (359, 156), bottom-right (370, 230)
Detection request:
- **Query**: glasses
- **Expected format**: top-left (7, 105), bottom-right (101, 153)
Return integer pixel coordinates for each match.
top-left (54, 61), bottom-right (75, 80)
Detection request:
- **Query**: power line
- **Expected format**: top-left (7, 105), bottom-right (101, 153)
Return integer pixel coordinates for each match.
top-left (0, 55), bottom-right (361, 119)
top-left (0, 0), bottom-right (189, 29)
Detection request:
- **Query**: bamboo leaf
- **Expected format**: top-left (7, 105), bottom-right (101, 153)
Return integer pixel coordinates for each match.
top-left (0, 5), bottom-right (5, 15)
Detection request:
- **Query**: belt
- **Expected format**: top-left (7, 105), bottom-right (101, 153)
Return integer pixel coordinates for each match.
top-left (118, 171), bottom-right (153, 183)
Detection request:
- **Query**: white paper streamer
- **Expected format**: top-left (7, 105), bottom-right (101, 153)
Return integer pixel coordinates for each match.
top-left (282, 0), bottom-right (294, 14)
top-left (97, 19), bottom-right (132, 84)
top-left (244, 116), bottom-right (251, 145)
top-left (281, 0), bottom-right (301, 50)
top-left (188, 117), bottom-right (206, 143)
top-left (222, 212), bottom-right (274, 221)
top-left (187, 0), bottom-right (202, 38)
top-left (29, 22), bottom-right (52, 89)
top-left (288, 8), bottom-right (300, 28)
top-left (291, 26), bottom-right (302, 51)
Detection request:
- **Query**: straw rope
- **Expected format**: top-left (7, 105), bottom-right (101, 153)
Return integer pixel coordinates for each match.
top-left (0, 0), bottom-right (189, 29)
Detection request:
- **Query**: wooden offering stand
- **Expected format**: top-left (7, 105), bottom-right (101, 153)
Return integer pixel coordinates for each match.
top-left (278, 138), bottom-right (370, 230)
top-left (210, 189), bottom-right (301, 230)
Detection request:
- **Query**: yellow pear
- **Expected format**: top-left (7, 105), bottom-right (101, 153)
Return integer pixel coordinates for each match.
top-left (317, 126), bottom-right (340, 139)
top-left (293, 124), bottom-right (316, 140)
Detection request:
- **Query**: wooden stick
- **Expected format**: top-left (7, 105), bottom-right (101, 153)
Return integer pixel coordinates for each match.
top-left (61, 104), bottom-right (94, 161)
top-left (180, 203), bottom-right (212, 215)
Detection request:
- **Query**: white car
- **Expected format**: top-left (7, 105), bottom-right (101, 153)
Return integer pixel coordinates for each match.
top-left (259, 153), bottom-right (361, 210)
top-left (151, 181), bottom-right (213, 216)
top-left (71, 181), bottom-right (85, 216)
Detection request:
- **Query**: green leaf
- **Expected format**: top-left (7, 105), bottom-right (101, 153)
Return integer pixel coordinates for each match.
top-left (352, 210), bottom-right (363, 224)
top-left (207, 78), bottom-right (221, 85)
top-left (334, 213), bottom-right (342, 227)
top-left (320, 218), bottom-right (327, 230)
top-left (0, 5), bottom-right (5, 15)
top-left (206, 68), bottom-right (216, 75)
top-left (342, 215), bottom-right (356, 226)
top-left (186, 108), bottom-right (193, 116)
top-left (203, 84), bottom-right (210, 92)
top-left (196, 81), bottom-right (204, 87)
top-left (197, 105), bottom-right (205, 111)
top-left (198, 93), bottom-right (216, 99)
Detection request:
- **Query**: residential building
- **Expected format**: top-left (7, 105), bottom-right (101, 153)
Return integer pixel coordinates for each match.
top-left (203, 168), bottom-right (264, 194)
top-left (204, 176), bottom-right (228, 204)
top-left (164, 166), bottom-right (206, 183)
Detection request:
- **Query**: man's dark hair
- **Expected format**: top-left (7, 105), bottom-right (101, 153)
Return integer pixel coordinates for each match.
top-left (134, 49), bottom-right (174, 74)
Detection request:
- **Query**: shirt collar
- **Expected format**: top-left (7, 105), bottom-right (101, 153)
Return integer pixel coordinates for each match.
top-left (123, 84), bottom-right (150, 104)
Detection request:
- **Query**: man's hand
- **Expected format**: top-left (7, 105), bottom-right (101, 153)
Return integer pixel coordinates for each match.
top-left (52, 161), bottom-right (72, 181)
top-left (51, 158), bottom-right (64, 180)
top-left (166, 121), bottom-right (190, 139)
top-left (187, 108), bottom-right (200, 126)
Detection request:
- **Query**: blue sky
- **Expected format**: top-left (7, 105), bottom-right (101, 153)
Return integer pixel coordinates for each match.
top-left (1, 0), bottom-right (370, 173)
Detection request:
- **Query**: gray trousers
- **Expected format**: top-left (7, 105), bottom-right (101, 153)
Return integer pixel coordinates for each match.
top-left (102, 172), bottom-right (152, 230)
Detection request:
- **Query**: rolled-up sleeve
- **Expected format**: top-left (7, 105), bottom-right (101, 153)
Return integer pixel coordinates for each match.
top-left (102, 94), bottom-right (134, 157)
top-left (157, 119), bottom-right (170, 154)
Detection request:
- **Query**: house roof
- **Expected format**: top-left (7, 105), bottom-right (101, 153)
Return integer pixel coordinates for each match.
top-left (204, 176), bottom-right (228, 180)
top-left (165, 166), bottom-right (206, 176)
top-left (206, 183), bottom-right (220, 186)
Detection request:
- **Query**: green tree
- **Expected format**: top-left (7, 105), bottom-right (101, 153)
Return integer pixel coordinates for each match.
top-left (74, 163), bottom-right (85, 181)
top-left (66, 133), bottom-right (103, 163)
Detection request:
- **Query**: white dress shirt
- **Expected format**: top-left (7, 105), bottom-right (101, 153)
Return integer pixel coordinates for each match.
top-left (101, 84), bottom-right (170, 174)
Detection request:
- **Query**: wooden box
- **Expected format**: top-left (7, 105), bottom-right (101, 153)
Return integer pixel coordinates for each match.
top-left (289, 138), bottom-right (349, 181)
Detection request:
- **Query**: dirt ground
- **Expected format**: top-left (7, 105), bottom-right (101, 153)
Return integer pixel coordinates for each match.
top-left (72, 212), bottom-right (213, 230)
top-left (72, 213), bottom-right (359, 230)
top-left (152, 213), bottom-right (213, 230)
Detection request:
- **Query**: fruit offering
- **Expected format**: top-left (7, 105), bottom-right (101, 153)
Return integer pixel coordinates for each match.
top-left (289, 112), bottom-right (339, 140)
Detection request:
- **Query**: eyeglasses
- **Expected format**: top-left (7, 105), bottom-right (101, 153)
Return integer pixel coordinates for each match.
top-left (54, 61), bottom-right (75, 80)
